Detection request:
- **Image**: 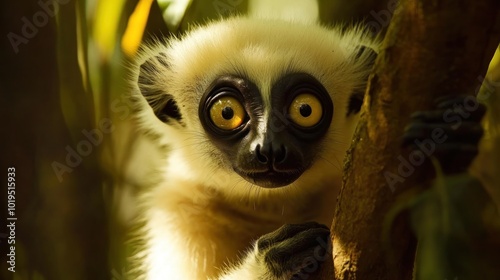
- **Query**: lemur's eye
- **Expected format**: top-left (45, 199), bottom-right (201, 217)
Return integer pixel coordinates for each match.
top-left (209, 96), bottom-right (246, 130)
top-left (288, 93), bottom-right (323, 127)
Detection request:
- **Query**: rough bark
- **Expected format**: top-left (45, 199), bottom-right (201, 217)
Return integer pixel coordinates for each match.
top-left (321, 0), bottom-right (500, 279)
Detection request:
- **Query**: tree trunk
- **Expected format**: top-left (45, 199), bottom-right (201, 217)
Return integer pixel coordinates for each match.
top-left (320, 0), bottom-right (500, 279)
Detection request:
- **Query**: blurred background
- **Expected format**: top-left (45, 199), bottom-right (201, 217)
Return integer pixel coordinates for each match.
top-left (1, 0), bottom-right (499, 279)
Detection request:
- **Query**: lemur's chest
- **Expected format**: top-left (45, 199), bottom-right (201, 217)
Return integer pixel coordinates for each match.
top-left (146, 177), bottom-right (336, 278)
top-left (150, 187), bottom-right (279, 276)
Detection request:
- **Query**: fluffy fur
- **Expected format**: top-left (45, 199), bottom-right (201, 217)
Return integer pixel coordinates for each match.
top-left (130, 17), bottom-right (378, 279)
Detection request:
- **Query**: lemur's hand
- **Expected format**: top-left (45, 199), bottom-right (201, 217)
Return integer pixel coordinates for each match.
top-left (402, 95), bottom-right (485, 174)
top-left (219, 222), bottom-right (331, 280)
top-left (256, 222), bottom-right (331, 280)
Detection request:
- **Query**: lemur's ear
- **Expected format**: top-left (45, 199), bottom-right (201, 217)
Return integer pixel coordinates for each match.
top-left (347, 46), bottom-right (378, 116)
top-left (138, 52), bottom-right (183, 124)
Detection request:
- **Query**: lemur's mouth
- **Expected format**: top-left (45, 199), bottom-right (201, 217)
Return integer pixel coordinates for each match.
top-left (235, 168), bottom-right (303, 189)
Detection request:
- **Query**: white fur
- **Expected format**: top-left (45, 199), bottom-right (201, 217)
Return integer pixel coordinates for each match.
top-left (130, 17), bottom-right (378, 279)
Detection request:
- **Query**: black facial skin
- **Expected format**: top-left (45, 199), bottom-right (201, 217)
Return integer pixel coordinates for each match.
top-left (199, 73), bottom-right (334, 189)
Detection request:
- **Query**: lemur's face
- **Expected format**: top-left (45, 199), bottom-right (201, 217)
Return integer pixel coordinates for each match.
top-left (135, 18), bottom-right (376, 192)
top-left (198, 73), bottom-right (333, 188)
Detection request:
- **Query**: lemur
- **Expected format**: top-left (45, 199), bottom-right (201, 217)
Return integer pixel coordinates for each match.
top-left (130, 16), bottom-right (484, 280)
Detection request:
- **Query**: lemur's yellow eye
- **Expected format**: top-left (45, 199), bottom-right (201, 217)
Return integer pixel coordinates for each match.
top-left (209, 96), bottom-right (245, 130)
top-left (289, 93), bottom-right (323, 127)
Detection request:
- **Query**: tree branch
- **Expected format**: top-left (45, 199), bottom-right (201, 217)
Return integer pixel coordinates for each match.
top-left (328, 1), bottom-right (500, 279)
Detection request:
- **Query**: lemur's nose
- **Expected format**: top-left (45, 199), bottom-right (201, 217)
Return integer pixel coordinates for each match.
top-left (255, 142), bottom-right (287, 165)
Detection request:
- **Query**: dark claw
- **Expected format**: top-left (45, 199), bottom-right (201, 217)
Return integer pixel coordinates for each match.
top-left (402, 95), bottom-right (486, 174)
top-left (409, 110), bottom-right (447, 122)
top-left (257, 222), bottom-right (328, 251)
top-left (435, 95), bottom-right (486, 122)
top-left (402, 122), bottom-right (484, 147)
